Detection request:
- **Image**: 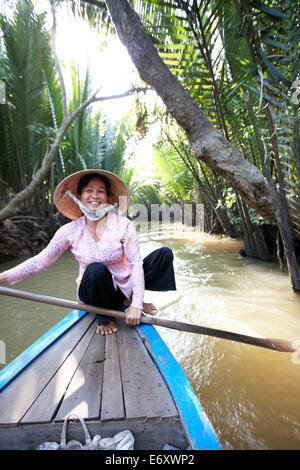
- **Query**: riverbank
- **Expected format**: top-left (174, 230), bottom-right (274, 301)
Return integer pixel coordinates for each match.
top-left (1, 218), bottom-right (300, 273)
top-left (0, 219), bottom-right (50, 263)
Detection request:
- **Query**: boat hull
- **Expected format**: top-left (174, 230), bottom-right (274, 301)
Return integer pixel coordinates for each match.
top-left (0, 311), bottom-right (221, 450)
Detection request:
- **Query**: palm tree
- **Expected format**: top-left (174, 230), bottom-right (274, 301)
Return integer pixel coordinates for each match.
top-left (0, 0), bottom-right (60, 207)
top-left (0, 0), bottom-right (137, 225)
top-left (129, 0), bottom-right (300, 286)
top-left (61, 62), bottom-right (103, 176)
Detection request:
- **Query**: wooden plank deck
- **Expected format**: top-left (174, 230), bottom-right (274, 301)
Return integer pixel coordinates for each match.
top-left (0, 314), bottom-right (187, 450)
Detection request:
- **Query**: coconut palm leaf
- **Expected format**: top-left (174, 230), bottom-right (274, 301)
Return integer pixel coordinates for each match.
top-left (0, 0), bottom-right (58, 195)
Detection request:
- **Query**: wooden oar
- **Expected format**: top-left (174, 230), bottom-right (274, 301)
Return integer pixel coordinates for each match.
top-left (0, 286), bottom-right (297, 353)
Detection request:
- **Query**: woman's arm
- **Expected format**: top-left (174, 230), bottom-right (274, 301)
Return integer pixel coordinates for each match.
top-left (0, 272), bottom-right (7, 283)
top-left (4, 223), bottom-right (72, 285)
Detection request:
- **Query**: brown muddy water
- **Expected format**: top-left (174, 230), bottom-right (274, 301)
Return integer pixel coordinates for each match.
top-left (1, 222), bottom-right (300, 450)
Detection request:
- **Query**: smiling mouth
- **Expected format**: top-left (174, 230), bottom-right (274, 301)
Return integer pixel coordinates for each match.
top-left (88, 201), bottom-right (101, 210)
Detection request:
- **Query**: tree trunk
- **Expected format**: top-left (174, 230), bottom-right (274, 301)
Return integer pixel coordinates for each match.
top-left (104, 0), bottom-right (275, 221)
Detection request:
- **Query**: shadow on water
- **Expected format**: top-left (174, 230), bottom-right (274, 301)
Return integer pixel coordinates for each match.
top-left (1, 222), bottom-right (300, 449)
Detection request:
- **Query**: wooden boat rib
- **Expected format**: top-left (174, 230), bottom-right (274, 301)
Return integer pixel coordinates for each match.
top-left (0, 310), bottom-right (222, 450)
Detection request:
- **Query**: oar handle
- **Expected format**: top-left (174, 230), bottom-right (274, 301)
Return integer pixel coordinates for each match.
top-left (0, 286), bottom-right (297, 353)
top-left (0, 285), bottom-right (127, 319)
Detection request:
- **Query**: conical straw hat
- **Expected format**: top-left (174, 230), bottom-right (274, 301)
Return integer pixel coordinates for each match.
top-left (54, 169), bottom-right (130, 220)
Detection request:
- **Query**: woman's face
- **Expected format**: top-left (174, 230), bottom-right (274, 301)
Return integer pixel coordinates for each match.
top-left (79, 177), bottom-right (108, 211)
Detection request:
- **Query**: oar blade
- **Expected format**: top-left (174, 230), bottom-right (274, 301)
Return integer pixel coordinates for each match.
top-left (264, 338), bottom-right (297, 353)
top-left (142, 315), bottom-right (297, 353)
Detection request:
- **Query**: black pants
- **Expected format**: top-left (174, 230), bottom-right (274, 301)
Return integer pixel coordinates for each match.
top-left (78, 247), bottom-right (176, 324)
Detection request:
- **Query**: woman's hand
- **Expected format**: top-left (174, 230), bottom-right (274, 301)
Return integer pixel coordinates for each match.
top-left (0, 272), bottom-right (7, 283)
top-left (125, 306), bottom-right (142, 326)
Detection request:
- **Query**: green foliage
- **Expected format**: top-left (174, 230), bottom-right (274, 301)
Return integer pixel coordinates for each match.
top-left (133, 0), bottom-right (300, 236)
top-left (134, 0), bottom-right (226, 130)
top-left (0, 0), bottom-right (56, 192)
top-left (60, 63), bottom-right (103, 177)
top-left (0, 0), bottom-right (138, 219)
top-left (216, 187), bottom-right (236, 210)
top-left (152, 141), bottom-right (196, 205)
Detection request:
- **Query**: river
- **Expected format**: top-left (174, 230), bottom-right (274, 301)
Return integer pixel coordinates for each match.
top-left (1, 222), bottom-right (300, 450)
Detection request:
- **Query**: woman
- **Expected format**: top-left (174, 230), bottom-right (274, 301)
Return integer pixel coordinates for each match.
top-left (0, 170), bottom-right (176, 335)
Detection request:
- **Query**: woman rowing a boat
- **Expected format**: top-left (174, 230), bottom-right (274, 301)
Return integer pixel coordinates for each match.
top-left (0, 170), bottom-right (176, 335)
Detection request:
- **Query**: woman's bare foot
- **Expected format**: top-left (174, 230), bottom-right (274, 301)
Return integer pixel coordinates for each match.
top-left (142, 302), bottom-right (157, 315)
top-left (96, 321), bottom-right (118, 335)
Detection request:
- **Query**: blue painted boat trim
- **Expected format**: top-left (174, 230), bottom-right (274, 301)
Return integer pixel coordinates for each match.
top-left (0, 309), bottom-right (87, 393)
top-left (136, 323), bottom-right (222, 450)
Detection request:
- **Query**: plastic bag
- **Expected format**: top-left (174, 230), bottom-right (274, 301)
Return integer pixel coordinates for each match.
top-left (98, 430), bottom-right (134, 450)
top-left (36, 414), bottom-right (134, 450)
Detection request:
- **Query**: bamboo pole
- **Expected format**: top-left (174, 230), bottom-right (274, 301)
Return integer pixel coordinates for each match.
top-left (0, 286), bottom-right (297, 353)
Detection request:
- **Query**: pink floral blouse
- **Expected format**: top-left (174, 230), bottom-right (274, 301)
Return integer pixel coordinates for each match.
top-left (5, 212), bottom-right (145, 309)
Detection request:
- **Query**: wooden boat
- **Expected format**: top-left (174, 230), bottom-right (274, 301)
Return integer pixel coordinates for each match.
top-left (0, 309), bottom-right (222, 450)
